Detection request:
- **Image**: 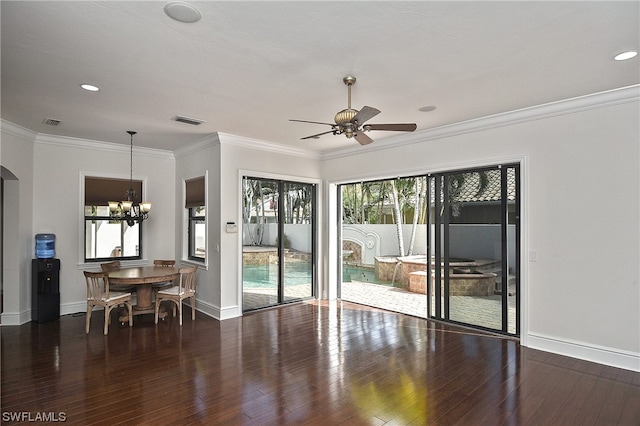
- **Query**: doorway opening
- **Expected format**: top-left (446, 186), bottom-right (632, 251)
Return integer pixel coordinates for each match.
top-left (242, 177), bottom-right (316, 311)
top-left (339, 164), bottom-right (520, 336)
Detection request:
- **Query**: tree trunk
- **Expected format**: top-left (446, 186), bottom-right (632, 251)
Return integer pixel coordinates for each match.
top-left (390, 180), bottom-right (405, 256)
top-left (243, 180), bottom-right (258, 245)
top-left (407, 178), bottom-right (423, 255)
top-left (256, 182), bottom-right (265, 245)
top-left (378, 181), bottom-right (386, 224)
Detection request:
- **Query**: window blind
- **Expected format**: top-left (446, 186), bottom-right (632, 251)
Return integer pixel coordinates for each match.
top-left (85, 177), bottom-right (143, 205)
top-left (185, 176), bottom-right (205, 208)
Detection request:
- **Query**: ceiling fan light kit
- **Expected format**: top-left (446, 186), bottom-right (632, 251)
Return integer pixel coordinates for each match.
top-left (334, 109), bottom-right (358, 125)
top-left (290, 76), bottom-right (417, 145)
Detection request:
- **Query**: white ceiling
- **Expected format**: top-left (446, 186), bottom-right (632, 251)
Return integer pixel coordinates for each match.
top-left (2, 1), bottom-right (638, 152)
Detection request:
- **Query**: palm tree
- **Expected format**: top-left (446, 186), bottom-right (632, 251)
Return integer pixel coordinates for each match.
top-left (285, 183), bottom-right (312, 224)
top-left (407, 177), bottom-right (426, 255)
top-left (389, 179), bottom-right (405, 256)
top-left (341, 172), bottom-right (493, 259)
top-left (242, 178), bottom-right (275, 245)
top-left (377, 181), bottom-right (387, 223)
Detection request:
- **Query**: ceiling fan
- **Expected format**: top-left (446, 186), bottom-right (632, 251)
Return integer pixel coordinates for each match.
top-left (290, 76), bottom-right (417, 145)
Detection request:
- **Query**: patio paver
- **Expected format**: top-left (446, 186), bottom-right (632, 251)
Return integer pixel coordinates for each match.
top-left (243, 280), bottom-right (517, 334)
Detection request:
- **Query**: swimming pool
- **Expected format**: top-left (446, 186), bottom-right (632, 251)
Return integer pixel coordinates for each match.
top-left (243, 263), bottom-right (394, 288)
top-left (342, 264), bottom-right (393, 286)
top-left (243, 262), bottom-right (312, 288)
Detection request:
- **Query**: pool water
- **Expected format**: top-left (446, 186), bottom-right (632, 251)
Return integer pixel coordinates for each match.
top-left (342, 265), bottom-right (393, 286)
top-left (243, 262), bottom-right (312, 288)
top-left (243, 263), bottom-right (394, 288)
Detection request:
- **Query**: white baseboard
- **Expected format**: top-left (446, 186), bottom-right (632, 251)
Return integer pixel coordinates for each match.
top-left (0, 300), bottom-right (240, 326)
top-left (4, 304), bottom-right (638, 373)
top-left (218, 304), bottom-right (241, 320)
top-left (61, 302), bottom-right (87, 317)
top-left (526, 332), bottom-right (640, 372)
top-left (1, 303), bottom-right (91, 325)
top-left (1, 310), bottom-right (31, 325)
top-left (194, 300), bottom-right (241, 321)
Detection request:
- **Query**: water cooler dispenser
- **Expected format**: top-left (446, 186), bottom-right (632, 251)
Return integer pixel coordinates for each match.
top-left (32, 234), bottom-right (60, 323)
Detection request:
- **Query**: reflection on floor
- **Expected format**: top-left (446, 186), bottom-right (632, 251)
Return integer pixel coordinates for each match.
top-left (243, 281), bottom-right (516, 335)
top-left (4, 301), bottom-right (634, 424)
top-left (341, 280), bottom-right (517, 334)
top-left (243, 284), bottom-right (311, 311)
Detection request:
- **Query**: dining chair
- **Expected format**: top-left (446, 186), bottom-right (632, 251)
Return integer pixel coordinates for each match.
top-left (152, 259), bottom-right (176, 298)
top-left (99, 260), bottom-right (121, 272)
top-left (84, 271), bottom-right (133, 335)
top-left (100, 260), bottom-right (136, 320)
top-left (154, 266), bottom-right (197, 326)
top-left (153, 259), bottom-right (176, 267)
top-left (100, 261), bottom-right (135, 293)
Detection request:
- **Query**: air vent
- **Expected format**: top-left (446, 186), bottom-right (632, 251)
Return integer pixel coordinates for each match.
top-left (171, 115), bottom-right (204, 126)
top-left (42, 118), bottom-right (61, 126)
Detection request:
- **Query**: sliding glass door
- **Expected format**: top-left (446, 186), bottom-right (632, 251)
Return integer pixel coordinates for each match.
top-left (242, 177), bottom-right (315, 311)
top-left (431, 165), bottom-right (519, 334)
top-left (338, 164), bottom-right (520, 336)
top-left (282, 181), bottom-right (314, 303)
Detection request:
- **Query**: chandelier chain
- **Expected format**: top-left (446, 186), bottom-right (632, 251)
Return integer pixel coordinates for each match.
top-left (108, 130), bottom-right (150, 227)
top-left (127, 130), bottom-right (137, 201)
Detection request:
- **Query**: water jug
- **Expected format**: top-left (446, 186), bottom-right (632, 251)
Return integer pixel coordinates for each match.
top-left (35, 234), bottom-right (56, 258)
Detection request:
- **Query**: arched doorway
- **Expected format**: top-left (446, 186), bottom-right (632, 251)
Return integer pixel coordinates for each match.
top-left (1, 166), bottom-right (20, 320)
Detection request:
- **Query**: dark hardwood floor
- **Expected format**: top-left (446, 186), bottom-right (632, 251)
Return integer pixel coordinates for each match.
top-left (2, 300), bottom-right (639, 425)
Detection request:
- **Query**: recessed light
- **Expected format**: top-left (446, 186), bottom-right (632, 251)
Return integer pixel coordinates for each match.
top-left (419, 106), bottom-right (437, 112)
top-left (164, 1), bottom-right (201, 23)
top-left (80, 83), bottom-right (100, 92)
top-left (614, 51), bottom-right (638, 61)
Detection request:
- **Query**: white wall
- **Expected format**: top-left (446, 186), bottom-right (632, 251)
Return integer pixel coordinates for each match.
top-left (0, 122), bottom-right (35, 324)
top-left (243, 224), bottom-right (313, 253)
top-left (29, 134), bottom-right (175, 315)
top-left (342, 224), bottom-right (516, 268)
top-left (174, 135), bottom-right (221, 317)
top-left (218, 134), bottom-right (323, 319)
top-left (2, 86), bottom-right (638, 372)
top-left (322, 86), bottom-right (640, 371)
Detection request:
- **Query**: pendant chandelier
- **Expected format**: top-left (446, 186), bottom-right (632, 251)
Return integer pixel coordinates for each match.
top-left (108, 131), bottom-right (151, 227)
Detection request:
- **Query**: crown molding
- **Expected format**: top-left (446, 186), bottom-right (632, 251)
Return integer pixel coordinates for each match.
top-left (171, 131), bottom-right (322, 160)
top-left (217, 132), bottom-right (322, 160)
top-left (6, 85), bottom-right (637, 162)
top-left (0, 119), bottom-right (37, 141)
top-left (173, 133), bottom-right (219, 159)
top-left (33, 133), bottom-right (174, 159)
top-left (321, 84), bottom-right (640, 160)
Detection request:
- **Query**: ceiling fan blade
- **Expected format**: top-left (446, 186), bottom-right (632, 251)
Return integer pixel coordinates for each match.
top-left (352, 106), bottom-right (381, 124)
top-left (301, 129), bottom-right (336, 140)
top-left (290, 119), bottom-right (336, 126)
top-left (364, 123), bottom-right (417, 132)
top-left (354, 132), bottom-right (374, 145)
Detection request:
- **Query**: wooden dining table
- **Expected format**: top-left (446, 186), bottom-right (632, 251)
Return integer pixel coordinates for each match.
top-left (108, 266), bottom-right (179, 321)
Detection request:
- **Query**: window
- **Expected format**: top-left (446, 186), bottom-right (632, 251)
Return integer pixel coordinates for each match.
top-left (186, 176), bottom-right (206, 261)
top-left (84, 177), bottom-right (142, 262)
top-left (188, 207), bottom-right (206, 260)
